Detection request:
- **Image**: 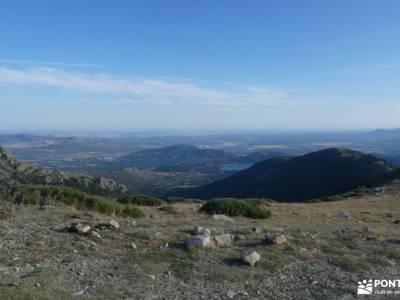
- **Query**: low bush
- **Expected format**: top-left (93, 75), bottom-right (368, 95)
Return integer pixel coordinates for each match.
top-left (119, 194), bottom-right (162, 206)
top-left (15, 185), bottom-right (144, 218)
top-left (200, 198), bottom-right (271, 219)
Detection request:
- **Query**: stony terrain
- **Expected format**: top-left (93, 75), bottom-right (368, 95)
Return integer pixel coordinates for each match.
top-left (1, 183), bottom-right (400, 299)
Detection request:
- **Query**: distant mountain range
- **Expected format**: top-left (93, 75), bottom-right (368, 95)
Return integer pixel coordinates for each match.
top-left (174, 148), bottom-right (398, 202)
top-left (0, 147), bottom-right (127, 197)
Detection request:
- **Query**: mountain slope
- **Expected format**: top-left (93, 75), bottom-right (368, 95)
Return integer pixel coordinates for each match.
top-left (174, 148), bottom-right (398, 201)
top-left (0, 147), bottom-right (127, 197)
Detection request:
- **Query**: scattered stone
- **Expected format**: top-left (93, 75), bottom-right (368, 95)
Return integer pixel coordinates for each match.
top-left (148, 275), bottom-right (156, 280)
top-left (34, 283), bottom-right (41, 288)
top-left (128, 220), bottom-right (137, 227)
top-left (213, 234), bottom-right (232, 248)
top-left (73, 290), bottom-right (85, 296)
top-left (387, 259), bottom-right (396, 266)
top-left (212, 214), bottom-right (234, 222)
top-left (131, 243), bottom-right (137, 250)
top-left (252, 226), bottom-right (263, 234)
top-left (336, 210), bottom-right (351, 220)
top-left (90, 231), bottom-right (101, 239)
top-left (385, 212), bottom-right (393, 218)
top-left (266, 234), bottom-right (287, 245)
top-left (242, 251), bottom-right (260, 267)
top-left (75, 223), bottom-right (91, 234)
top-left (108, 219), bottom-right (120, 230)
top-left (227, 290), bottom-right (237, 298)
top-left (233, 234), bottom-right (246, 241)
top-left (394, 220), bottom-right (400, 224)
top-left (186, 235), bottom-right (212, 250)
top-left (94, 219), bottom-right (120, 231)
top-left (194, 226), bottom-right (211, 236)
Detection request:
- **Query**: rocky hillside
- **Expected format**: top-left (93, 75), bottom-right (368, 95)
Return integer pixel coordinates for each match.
top-left (0, 147), bottom-right (127, 197)
top-left (175, 148), bottom-right (398, 201)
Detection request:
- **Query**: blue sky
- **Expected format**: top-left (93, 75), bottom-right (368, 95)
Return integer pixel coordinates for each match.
top-left (0, 0), bottom-right (399, 131)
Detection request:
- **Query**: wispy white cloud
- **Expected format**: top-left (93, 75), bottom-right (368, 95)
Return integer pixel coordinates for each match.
top-left (0, 58), bottom-right (103, 68)
top-left (0, 66), bottom-right (300, 107)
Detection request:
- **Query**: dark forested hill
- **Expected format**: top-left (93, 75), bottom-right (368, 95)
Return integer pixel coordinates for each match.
top-left (174, 148), bottom-right (398, 201)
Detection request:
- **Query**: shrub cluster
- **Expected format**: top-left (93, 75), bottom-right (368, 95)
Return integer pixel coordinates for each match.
top-left (118, 194), bottom-right (162, 206)
top-left (15, 185), bottom-right (144, 218)
top-left (200, 198), bottom-right (271, 219)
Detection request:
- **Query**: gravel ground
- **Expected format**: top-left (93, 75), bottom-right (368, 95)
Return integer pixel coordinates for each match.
top-left (1, 186), bottom-right (400, 299)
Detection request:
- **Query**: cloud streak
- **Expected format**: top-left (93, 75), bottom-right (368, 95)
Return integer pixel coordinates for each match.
top-left (0, 58), bottom-right (103, 68)
top-left (0, 66), bottom-right (296, 107)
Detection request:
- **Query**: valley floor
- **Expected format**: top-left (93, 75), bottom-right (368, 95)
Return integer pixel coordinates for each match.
top-left (1, 184), bottom-right (400, 299)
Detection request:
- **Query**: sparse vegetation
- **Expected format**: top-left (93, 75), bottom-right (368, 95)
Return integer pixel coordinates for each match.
top-left (200, 198), bottom-right (271, 219)
top-left (14, 185), bottom-right (145, 218)
top-left (159, 205), bottom-right (178, 215)
top-left (118, 194), bottom-right (163, 206)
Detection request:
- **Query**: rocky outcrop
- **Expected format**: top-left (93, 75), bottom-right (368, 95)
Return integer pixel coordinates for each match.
top-left (0, 147), bottom-right (127, 197)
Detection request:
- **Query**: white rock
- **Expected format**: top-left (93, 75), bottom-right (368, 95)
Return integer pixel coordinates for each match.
top-left (227, 290), bottom-right (236, 298)
top-left (336, 210), bottom-right (351, 220)
top-left (194, 226), bottom-right (211, 236)
top-left (213, 234), bottom-right (232, 247)
top-left (186, 235), bottom-right (213, 250)
top-left (242, 251), bottom-right (260, 267)
top-left (91, 231), bottom-right (101, 239)
top-left (109, 219), bottom-right (120, 230)
top-left (212, 214), bottom-right (234, 222)
top-left (252, 226), bottom-right (263, 234)
top-left (131, 243), bottom-right (137, 250)
top-left (75, 223), bottom-right (91, 234)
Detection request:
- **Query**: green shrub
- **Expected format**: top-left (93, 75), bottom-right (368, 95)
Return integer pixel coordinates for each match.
top-left (200, 198), bottom-right (271, 219)
top-left (164, 197), bottom-right (205, 204)
top-left (119, 194), bottom-right (162, 206)
top-left (15, 185), bottom-right (144, 218)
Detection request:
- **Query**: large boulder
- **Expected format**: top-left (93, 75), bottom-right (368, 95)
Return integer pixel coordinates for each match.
top-left (213, 234), bottom-right (232, 248)
top-left (186, 235), bottom-right (213, 250)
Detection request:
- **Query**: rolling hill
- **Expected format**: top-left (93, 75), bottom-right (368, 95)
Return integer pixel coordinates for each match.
top-left (113, 144), bottom-right (287, 173)
top-left (114, 144), bottom-right (235, 173)
top-left (174, 148), bottom-right (398, 202)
